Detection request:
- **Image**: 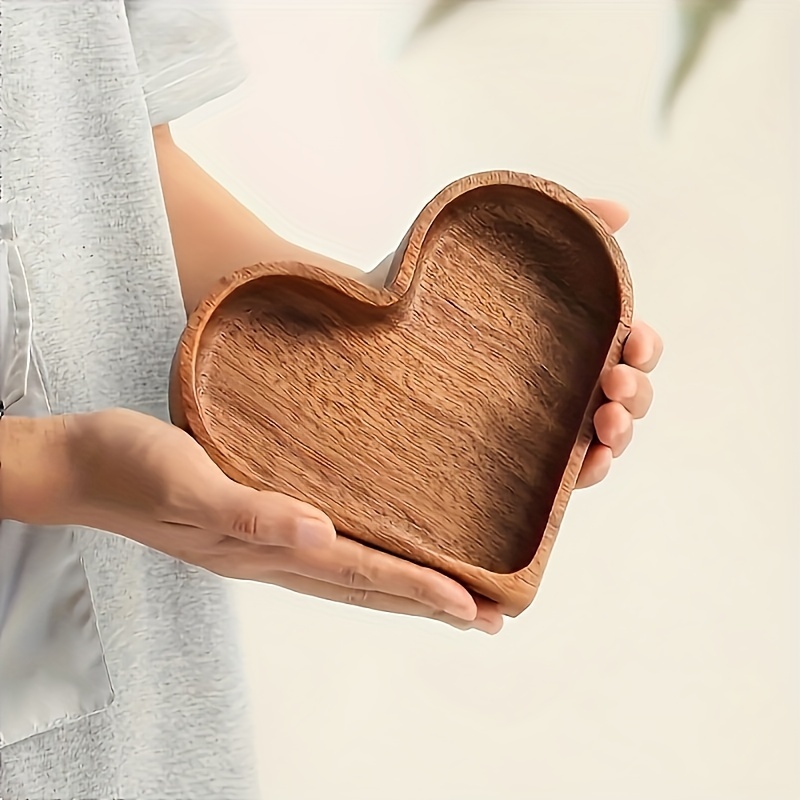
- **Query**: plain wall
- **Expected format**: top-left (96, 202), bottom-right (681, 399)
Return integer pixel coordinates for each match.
top-left (172, 2), bottom-right (799, 798)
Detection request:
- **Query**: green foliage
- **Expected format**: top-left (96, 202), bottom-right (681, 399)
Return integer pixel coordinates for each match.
top-left (411, 0), bottom-right (742, 119)
top-left (662, 0), bottom-right (740, 117)
top-left (413, 0), bottom-right (467, 35)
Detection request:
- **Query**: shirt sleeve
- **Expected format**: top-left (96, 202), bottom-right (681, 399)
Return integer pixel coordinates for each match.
top-left (124, 0), bottom-right (248, 127)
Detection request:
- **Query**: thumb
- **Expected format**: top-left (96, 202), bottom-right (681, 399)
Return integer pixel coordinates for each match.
top-left (583, 198), bottom-right (629, 234)
top-left (220, 484), bottom-right (336, 548)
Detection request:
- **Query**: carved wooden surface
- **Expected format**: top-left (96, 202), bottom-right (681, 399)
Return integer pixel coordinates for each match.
top-left (175, 171), bottom-right (633, 616)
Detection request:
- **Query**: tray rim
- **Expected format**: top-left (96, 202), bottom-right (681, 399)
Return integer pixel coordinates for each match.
top-left (176, 170), bottom-right (634, 616)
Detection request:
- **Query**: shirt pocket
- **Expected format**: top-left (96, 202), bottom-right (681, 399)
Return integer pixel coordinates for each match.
top-left (0, 209), bottom-right (114, 749)
top-left (0, 214), bottom-right (33, 412)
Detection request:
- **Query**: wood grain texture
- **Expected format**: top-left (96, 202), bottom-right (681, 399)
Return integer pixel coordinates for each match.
top-left (174, 171), bottom-right (633, 616)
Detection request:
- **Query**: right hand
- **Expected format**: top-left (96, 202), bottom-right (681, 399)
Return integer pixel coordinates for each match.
top-left (0, 408), bottom-right (502, 633)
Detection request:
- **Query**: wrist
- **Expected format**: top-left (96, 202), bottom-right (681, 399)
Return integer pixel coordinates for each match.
top-left (0, 414), bottom-right (76, 525)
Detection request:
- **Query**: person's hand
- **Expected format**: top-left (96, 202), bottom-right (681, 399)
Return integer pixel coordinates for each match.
top-left (0, 409), bottom-right (499, 633)
top-left (575, 199), bottom-right (664, 489)
top-left (244, 198), bottom-right (658, 633)
top-left (213, 519), bottom-right (503, 634)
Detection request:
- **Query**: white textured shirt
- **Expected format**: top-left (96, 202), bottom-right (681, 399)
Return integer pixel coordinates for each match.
top-left (0, 2), bottom-right (260, 796)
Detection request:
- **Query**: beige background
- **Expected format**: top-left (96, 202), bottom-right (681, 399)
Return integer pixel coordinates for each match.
top-left (172, 2), bottom-right (799, 798)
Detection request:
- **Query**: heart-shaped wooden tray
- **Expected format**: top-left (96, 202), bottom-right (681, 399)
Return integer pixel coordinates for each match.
top-left (174, 171), bottom-right (633, 616)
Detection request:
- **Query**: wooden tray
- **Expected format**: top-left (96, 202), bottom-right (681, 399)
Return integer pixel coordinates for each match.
top-left (173, 171), bottom-right (633, 616)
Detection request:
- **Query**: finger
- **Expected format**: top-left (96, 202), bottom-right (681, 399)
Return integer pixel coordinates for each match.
top-left (583, 198), bottom-right (630, 234)
top-left (576, 443), bottom-right (613, 489)
top-left (272, 536), bottom-right (478, 622)
top-left (600, 364), bottom-right (654, 419)
top-left (623, 320), bottom-right (663, 373)
top-left (219, 485), bottom-right (337, 549)
top-left (593, 402), bottom-right (633, 457)
top-left (471, 595), bottom-right (504, 632)
top-left (268, 573), bottom-right (504, 634)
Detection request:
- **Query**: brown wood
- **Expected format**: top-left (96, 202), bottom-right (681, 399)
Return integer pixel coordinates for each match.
top-left (173, 171), bottom-right (633, 616)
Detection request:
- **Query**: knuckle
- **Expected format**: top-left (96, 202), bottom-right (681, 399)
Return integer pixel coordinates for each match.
top-left (338, 563), bottom-right (372, 591)
top-left (229, 511), bottom-right (260, 543)
top-left (339, 566), bottom-right (360, 587)
top-left (345, 589), bottom-right (370, 606)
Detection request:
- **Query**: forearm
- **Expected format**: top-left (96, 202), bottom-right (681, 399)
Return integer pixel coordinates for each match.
top-left (0, 415), bottom-right (74, 524)
top-left (151, 124), bottom-right (372, 314)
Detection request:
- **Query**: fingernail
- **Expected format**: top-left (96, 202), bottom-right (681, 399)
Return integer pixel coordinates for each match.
top-left (635, 333), bottom-right (655, 365)
top-left (622, 374), bottom-right (638, 400)
top-left (297, 518), bottom-right (335, 548)
top-left (474, 616), bottom-right (502, 635)
top-left (445, 598), bottom-right (477, 622)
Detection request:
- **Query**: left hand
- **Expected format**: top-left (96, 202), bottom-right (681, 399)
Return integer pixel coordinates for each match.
top-left (575, 199), bottom-right (664, 489)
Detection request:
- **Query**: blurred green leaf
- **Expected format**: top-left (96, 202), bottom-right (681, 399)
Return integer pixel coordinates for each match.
top-left (411, 0), bottom-right (742, 121)
top-left (662, 0), bottom-right (740, 118)
top-left (412, 0), bottom-right (468, 37)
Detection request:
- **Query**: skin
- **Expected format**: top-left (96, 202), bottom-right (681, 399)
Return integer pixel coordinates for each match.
top-left (152, 124), bottom-right (663, 631)
top-left (152, 124), bottom-right (663, 493)
top-left (0, 125), bottom-right (662, 636)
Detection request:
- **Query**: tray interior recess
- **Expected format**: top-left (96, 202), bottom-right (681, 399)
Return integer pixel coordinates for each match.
top-left (190, 185), bottom-right (622, 575)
